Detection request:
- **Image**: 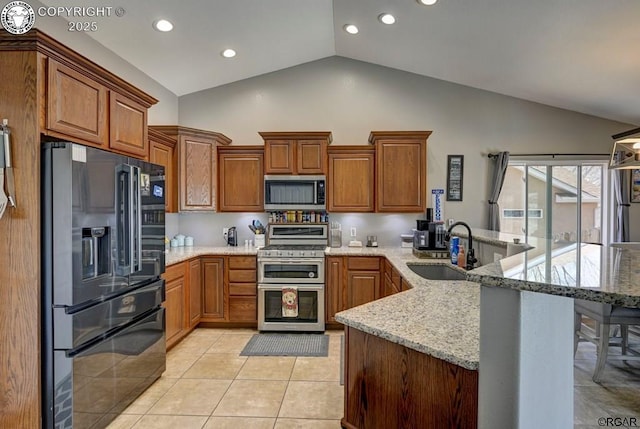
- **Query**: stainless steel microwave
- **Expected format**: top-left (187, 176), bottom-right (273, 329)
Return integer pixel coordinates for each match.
top-left (264, 175), bottom-right (326, 210)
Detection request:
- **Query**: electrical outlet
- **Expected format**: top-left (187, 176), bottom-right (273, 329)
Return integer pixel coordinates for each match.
top-left (222, 227), bottom-right (229, 237)
top-left (447, 218), bottom-right (455, 227)
top-left (350, 227), bottom-right (357, 237)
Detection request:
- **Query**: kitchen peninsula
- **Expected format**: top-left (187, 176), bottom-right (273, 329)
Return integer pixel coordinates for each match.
top-left (335, 239), bottom-right (640, 429)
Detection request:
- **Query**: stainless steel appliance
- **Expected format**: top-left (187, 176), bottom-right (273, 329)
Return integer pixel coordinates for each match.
top-left (257, 223), bottom-right (327, 332)
top-left (42, 142), bottom-right (166, 429)
top-left (264, 175), bottom-right (326, 210)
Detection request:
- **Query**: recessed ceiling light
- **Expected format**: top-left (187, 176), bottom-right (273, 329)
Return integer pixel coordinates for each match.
top-left (417, 0), bottom-right (438, 5)
top-left (378, 13), bottom-right (396, 25)
top-left (343, 24), bottom-right (359, 34)
top-left (221, 48), bottom-right (236, 58)
top-left (153, 19), bottom-right (173, 32)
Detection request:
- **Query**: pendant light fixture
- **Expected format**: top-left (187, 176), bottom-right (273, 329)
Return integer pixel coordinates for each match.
top-left (609, 127), bottom-right (640, 169)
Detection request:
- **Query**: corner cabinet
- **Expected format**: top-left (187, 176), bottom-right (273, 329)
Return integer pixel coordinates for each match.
top-left (148, 128), bottom-right (178, 212)
top-left (150, 126), bottom-right (232, 212)
top-left (218, 146), bottom-right (264, 212)
top-left (369, 131), bottom-right (431, 213)
top-left (327, 146), bottom-right (375, 212)
top-left (260, 131), bottom-right (331, 175)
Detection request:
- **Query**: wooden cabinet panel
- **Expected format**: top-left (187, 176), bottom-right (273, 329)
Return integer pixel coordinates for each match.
top-left (347, 271), bottom-right (380, 309)
top-left (229, 283), bottom-right (257, 296)
top-left (228, 256), bottom-right (257, 269)
top-left (347, 257), bottom-right (380, 271)
top-left (228, 296), bottom-right (257, 322)
top-left (228, 269), bottom-right (257, 283)
top-left (109, 92), bottom-right (147, 157)
top-left (260, 132), bottom-right (332, 175)
top-left (47, 59), bottom-right (108, 146)
top-left (188, 258), bottom-right (202, 328)
top-left (326, 256), bottom-right (344, 324)
top-left (264, 140), bottom-right (294, 174)
top-left (149, 129), bottom-right (177, 213)
top-left (165, 277), bottom-right (186, 348)
top-left (343, 327), bottom-right (478, 429)
top-left (328, 148), bottom-right (375, 212)
top-left (202, 257), bottom-right (225, 320)
top-left (297, 140), bottom-right (326, 174)
top-left (369, 132), bottom-right (431, 213)
top-left (180, 137), bottom-right (216, 211)
top-left (218, 148), bottom-right (264, 212)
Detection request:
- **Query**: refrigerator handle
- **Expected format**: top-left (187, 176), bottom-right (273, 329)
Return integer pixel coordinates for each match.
top-left (115, 164), bottom-right (131, 275)
top-left (130, 166), bottom-right (142, 273)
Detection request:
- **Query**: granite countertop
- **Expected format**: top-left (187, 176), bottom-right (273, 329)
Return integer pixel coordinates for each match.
top-left (334, 247), bottom-right (481, 370)
top-left (166, 246), bottom-right (257, 265)
top-left (468, 241), bottom-right (640, 308)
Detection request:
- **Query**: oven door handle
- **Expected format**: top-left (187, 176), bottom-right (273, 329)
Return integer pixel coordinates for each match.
top-left (259, 258), bottom-right (324, 264)
top-left (258, 284), bottom-right (324, 291)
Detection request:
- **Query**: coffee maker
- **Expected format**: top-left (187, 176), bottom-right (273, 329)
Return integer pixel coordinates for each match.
top-left (226, 226), bottom-right (237, 246)
top-left (413, 208), bottom-right (447, 251)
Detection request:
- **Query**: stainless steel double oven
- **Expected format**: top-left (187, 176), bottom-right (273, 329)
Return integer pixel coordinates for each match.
top-left (257, 224), bottom-right (327, 332)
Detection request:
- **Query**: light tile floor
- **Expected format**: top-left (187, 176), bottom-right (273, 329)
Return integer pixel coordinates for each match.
top-left (106, 328), bottom-right (640, 429)
top-left (574, 340), bottom-right (640, 429)
top-left (107, 328), bottom-right (344, 429)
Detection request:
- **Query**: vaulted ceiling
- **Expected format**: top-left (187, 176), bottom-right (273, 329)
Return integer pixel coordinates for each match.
top-left (38, 0), bottom-right (640, 124)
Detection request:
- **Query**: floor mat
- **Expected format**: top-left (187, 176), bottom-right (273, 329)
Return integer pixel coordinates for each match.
top-left (240, 333), bottom-right (329, 357)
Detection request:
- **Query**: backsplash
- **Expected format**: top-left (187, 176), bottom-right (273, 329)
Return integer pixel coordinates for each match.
top-left (168, 212), bottom-right (420, 247)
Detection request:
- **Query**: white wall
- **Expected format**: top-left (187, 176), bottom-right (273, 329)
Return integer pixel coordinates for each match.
top-left (177, 56), bottom-right (640, 241)
top-left (32, 0), bottom-right (178, 124)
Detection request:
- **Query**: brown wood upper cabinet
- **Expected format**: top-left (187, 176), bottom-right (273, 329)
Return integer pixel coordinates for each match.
top-left (218, 146), bottom-right (264, 212)
top-left (327, 146), bottom-right (375, 212)
top-left (148, 128), bottom-right (178, 213)
top-left (260, 131), bottom-right (332, 175)
top-left (109, 92), bottom-right (148, 157)
top-left (150, 126), bottom-right (232, 212)
top-left (46, 57), bottom-right (155, 158)
top-left (369, 131), bottom-right (431, 213)
top-left (47, 59), bottom-right (109, 147)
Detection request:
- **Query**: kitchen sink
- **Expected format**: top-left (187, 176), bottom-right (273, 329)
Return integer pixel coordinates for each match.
top-left (406, 263), bottom-right (467, 281)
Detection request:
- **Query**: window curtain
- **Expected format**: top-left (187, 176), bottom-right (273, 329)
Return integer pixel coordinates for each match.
top-left (613, 156), bottom-right (631, 242)
top-left (488, 151), bottom-right (510, 231)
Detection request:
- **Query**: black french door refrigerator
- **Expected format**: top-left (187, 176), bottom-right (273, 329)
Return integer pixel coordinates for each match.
top-left (41, 142), bottom-right (166, 428)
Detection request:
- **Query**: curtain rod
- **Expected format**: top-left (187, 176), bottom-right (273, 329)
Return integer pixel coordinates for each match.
top-left (487, 153), bottom-right (609, 159)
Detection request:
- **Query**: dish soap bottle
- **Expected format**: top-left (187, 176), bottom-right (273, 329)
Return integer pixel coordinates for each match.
top-left (450, 236), bottom-right (459, 265)
top-left (457, 244), bottom-right (466, 269)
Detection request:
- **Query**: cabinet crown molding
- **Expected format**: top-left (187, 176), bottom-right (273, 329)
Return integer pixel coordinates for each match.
top-left (259, 131), bottom-right (332, 143)
top-left (150, 125), bottom-right (232, 145)
top-left (0, 29), bottom-right (157, 108)
top-left (368, 131), bottom-right (432, 144)
top-left (148, 128), bottom-right (177, 148)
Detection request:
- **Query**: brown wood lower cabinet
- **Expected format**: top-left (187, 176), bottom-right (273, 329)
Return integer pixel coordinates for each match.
top-left (202, 256), bottom-right (225, 321)
top-left (346, 257), bottom-right (381, 310)
top-left (188, 258), bottom-right (202, 328)
top-left (163, 262), bottom-right (188, 349)
top-left (325, 256), bottom-right (344, 324)
top-left (343, 327), bottom-right (478, 429)
top-left (227, 256), bottom-right (257, 322)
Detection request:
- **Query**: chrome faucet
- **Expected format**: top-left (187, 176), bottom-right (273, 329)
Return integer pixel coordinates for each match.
top-left (445, 221), bottom-right (478, 270)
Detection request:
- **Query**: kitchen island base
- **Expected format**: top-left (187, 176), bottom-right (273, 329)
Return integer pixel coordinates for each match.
top-left (479, 286), bottom-right (573, 429)
top-left (342, 327), bottom-right (478, 429)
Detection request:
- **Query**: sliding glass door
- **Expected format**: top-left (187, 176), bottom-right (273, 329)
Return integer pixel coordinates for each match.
top-left (497, 160), bottom-right (607, 244)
